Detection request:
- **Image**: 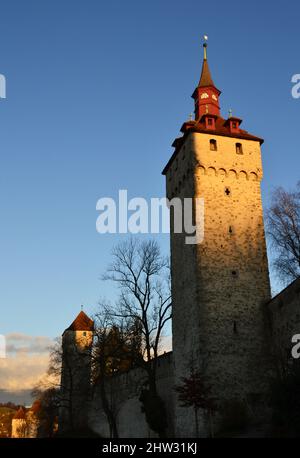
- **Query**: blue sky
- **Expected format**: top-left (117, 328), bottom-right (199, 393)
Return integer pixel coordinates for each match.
top-left (1, 0), bottom-right (300, 339)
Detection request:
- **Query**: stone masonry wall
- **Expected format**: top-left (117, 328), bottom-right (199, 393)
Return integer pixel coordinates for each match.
top-left (88, 352), bottom-right (175, 438)
top-left (165, 131), bottom-right (273, 436)
top-left (268, 277), bottom-right (300, 370)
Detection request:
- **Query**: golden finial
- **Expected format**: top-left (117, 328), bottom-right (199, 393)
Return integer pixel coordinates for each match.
top-left (203, 35), bottom-right (208, 60)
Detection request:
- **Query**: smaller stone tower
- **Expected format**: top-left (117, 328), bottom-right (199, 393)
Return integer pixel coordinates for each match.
top-left (59, 310), bottom-right (94, 433)
top-left (11, 406), bottom-right (27, 438)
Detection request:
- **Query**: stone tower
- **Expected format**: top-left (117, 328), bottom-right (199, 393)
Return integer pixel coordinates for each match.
top-left (163, 42), bottom-right (272, 436)
top-left (59, 310), bottom-right (94, 433)
top-left (11, 406), bottom-right (27, 438)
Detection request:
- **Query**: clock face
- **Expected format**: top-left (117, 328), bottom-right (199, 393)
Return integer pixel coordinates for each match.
top-left (212, 94), bottom-right (218, 101)
top-left (200, 92), bottom-right (209, 99)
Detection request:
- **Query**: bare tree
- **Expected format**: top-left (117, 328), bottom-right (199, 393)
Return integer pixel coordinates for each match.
top-left (38, 339), bottom-right (75, 432)
top-left (267, 182), bottom-right (300, 285)
top-left (91, 312), bottom-right (141, 438)
top-left (101, 238), bottom-right (172, 437)
top-left (44, 338), bottom-right (87, 434)
top-left (37, 318), bottom-right (140, 438)
top-left (31, 387), bottom-right (60, 437)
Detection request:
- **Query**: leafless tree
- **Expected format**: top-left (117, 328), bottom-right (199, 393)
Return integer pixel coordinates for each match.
top-left (91, 311), bottom-right (141, 438)
top-left (38, 339), bottom-right (75, 432)
top-left (100, 238), bottom-right (172, 436)
top-left (36, 318), bottom-right (140, 438)
top-left (41, 337), bottom-right (86, 433)
top-left (267, 182), bottom-right (300, 285)
top-left (31, 387), bottom-right (60, 437)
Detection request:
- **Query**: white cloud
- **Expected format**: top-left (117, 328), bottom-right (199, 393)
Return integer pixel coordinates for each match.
top-left (0, 353), bottom-right (50, 391)
top-left (0, 333), bottom-right (172, 393)
top-left (0, 334), bottom-right (54, 392)
top-left (5, 333), bottom-right (53, 355)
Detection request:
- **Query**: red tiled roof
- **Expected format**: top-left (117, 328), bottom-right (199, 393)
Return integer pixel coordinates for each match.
top-left (198, 58), bottom-right (215, 88)
top-left (13, 406), bottom-right (26, 420)
top-left (162, 117), bottom-right (264, 175)
top-left (66, 310), bottom-right (94, 332)
top-left (192, 53), bottom-right (221, 99)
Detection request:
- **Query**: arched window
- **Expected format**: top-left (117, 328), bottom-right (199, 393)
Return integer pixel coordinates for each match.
top-left (210, 139), bottom-right (217, 151)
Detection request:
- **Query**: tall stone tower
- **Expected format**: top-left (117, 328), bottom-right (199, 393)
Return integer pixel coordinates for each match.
top-left (59, 310), bottom-right (94, 433)
top-left (163, 42), bottom-right (272, 436)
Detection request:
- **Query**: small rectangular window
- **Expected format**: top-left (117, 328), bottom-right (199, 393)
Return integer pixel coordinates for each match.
top-left (210, 139), bottom-right (217, 151)
top-left (236, 143), bottom-right (243, 154)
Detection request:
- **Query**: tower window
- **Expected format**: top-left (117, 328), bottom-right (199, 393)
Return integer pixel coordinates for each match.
top-left (229, 225), bottom-right (234, 234)
top-left (233, 321), bottom-right (238, 334)
top-left (224, 187), bottom-right (231, 196)
top-left (210, 139), bottom-right (217, 151)
top-left (83, 332), bottom-right (87, 336)
top-left (236, 143), bottom-right (243, 154)
top-left (231, 270), bottom-right (239, 278)
top-left (205, 117), bottom-right (216, 130)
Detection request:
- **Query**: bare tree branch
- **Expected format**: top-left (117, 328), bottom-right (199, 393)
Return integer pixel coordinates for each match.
top-left (266, 182), bottom-right (300, 285)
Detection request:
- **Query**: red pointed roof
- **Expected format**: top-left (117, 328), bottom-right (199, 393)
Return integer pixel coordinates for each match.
top-left (66, 310), bottom-right (94, 332)
top-left (194, 43), bottom-right (221, 93)
top-left (192, 43), bottom-right (221, 117)
top-left (13, 406), bottom-right (26, 420)
top-left (198, 57), bottom-right (215, 88)
top-left (163, 42), bottom-right (264, 176)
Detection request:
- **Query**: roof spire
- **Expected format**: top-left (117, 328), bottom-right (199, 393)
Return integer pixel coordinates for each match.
top-left (197, 35), bottom-right (216, 88)
top-left (192, 36), bottom-right (221, 119)
top-left (203, 35), bottom-right (208, 60)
